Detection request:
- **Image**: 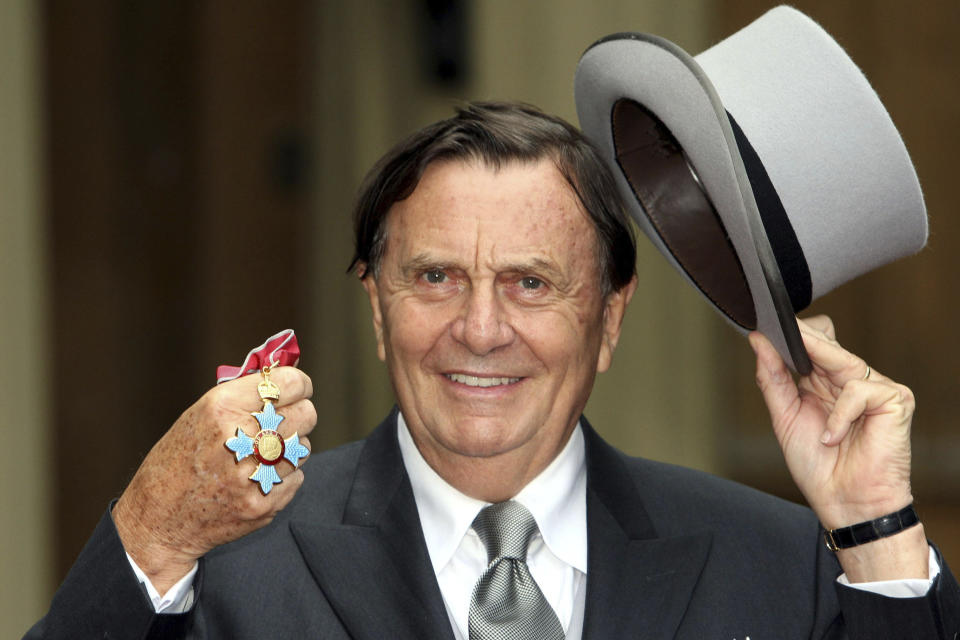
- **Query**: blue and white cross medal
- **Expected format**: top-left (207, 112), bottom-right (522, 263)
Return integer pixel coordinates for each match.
top-left (224, 364), bottom-right (309, 494)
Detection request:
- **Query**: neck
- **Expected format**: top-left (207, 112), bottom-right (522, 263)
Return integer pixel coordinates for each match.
top-left (407, 423), bottom-right (577, 503)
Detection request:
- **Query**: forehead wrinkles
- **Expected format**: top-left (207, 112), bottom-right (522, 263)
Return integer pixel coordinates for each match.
top-left (385, 159), bottom-right (602, 276)
top-left (466, 163), bottom-right (593, 267)
top-left (479, 200), bottom-right (595, 272)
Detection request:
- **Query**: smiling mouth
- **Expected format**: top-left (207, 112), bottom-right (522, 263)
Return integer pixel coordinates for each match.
top-left (445, 373), bottom-right (522, 388)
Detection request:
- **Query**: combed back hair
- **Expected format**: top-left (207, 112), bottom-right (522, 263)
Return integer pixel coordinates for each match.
top-left (348, 101), bottom-right (636, 295)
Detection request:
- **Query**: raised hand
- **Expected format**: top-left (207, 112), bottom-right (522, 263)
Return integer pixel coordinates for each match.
top-left (112, 366), bottom-right (316, 593)
top-left (750, 316), bottom-right (928, 581)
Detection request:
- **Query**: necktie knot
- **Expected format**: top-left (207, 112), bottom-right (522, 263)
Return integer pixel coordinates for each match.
top-left (468, 501), bottom-right (564, 640)
top-left (472, 500), bottom-right (538, 564)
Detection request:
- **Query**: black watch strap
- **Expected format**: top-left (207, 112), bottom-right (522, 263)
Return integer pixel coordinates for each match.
top-left (823, 504), bottom-right (920, 551)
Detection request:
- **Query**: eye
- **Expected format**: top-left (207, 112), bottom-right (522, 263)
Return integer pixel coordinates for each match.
top-left (422, 270), bottom-right (448, 285)
top-left (520, 276), bottom-right (544, 290)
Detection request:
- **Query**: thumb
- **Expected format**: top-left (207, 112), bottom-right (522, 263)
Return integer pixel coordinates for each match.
top-left (749, 331), bottom-right (800, 441)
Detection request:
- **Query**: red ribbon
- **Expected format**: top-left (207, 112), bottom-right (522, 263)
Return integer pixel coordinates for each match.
top-left (215, 329), bottom-right (300, 384)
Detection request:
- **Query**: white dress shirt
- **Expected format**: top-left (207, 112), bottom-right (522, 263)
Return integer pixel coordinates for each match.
top-left (397, 413), bottom-right (587, 640)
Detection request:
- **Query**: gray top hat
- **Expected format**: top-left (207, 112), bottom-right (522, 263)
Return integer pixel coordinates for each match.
top-left (575, 5), bottom-right (927, 374)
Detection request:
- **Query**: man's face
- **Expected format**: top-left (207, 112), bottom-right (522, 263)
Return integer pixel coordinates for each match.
top-left (363, 158), bottom-right (634, 491)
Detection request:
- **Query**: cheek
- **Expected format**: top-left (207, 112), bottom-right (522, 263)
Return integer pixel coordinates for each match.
top-left (382, 301), bottom-right (448, 363)
top-left (511, 306), bottom-right (603, 368)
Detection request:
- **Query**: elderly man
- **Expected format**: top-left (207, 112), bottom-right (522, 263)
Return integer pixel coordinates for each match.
top-left (30, 102), bottom-right (959, 639)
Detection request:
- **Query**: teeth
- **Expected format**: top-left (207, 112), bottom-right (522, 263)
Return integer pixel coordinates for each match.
top-left (446, 373), bottom-right (520, 388)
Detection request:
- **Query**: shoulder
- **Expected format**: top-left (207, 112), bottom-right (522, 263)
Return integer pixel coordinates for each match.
top-left (582, 419), bottom-right (818, 542)
top-left (301, 438), bottom-right (366, 497)
top-left (619, 452), bottom-right (818, 536)
top-left (608, 448), bottom-right (830, 582)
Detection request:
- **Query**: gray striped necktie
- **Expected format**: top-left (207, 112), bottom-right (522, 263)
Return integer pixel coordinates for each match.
top-left (468, 501), bottom-right (565, 640)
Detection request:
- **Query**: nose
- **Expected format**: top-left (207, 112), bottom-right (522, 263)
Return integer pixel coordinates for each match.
top-left (450, 284), bottom-right (516, 355)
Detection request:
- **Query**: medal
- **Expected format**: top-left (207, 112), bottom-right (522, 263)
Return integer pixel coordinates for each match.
top-left (225, 363), bottom-right (309, 494)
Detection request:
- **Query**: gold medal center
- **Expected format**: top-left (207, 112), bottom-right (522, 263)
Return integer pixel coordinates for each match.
top-left (258, 433), bottom-right (283, 462)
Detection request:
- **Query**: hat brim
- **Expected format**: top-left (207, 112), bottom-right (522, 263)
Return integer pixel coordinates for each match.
top-left (575, 32), bottom-right (811, 374)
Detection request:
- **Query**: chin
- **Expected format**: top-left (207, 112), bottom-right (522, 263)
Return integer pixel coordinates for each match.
top-left (437, 419), bottom-right (528, 459)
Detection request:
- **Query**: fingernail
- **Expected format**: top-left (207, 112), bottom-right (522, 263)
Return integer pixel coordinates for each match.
top-left (820, 430), bottom-right (831, 445)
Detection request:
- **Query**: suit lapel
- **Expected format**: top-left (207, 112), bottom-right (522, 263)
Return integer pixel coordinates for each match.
top-left (580, 421), bottom-right (711, 640)
top-left (289, 412), bottom-right (455, 640)
top-left (287, 412), bottom-right (710, 640)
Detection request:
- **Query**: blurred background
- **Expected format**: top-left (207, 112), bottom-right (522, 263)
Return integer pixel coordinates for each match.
top-left (3, 0), bottom-right (958, 635)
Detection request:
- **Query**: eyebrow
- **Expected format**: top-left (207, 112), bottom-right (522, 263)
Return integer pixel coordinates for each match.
top-left (400, 253), bottom-right (566, 283)
top-left (498, 257), bottom-right (564, 280)
top-left (399, 253), bottom-right (453, 278)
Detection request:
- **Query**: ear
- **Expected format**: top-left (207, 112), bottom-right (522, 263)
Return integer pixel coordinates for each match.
top-left (360, 268), bottom-right (387, 362)
top-left (596, 275), bottom-right (637, 373)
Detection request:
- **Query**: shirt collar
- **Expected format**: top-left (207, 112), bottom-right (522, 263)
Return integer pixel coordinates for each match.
top-left (514, 426), bottom-right (587, 573)
top-left (397, 412), bottom-right (587, 575)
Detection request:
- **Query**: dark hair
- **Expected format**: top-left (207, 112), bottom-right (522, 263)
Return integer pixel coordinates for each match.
top-left (348, 101), bottom-right (636, 295)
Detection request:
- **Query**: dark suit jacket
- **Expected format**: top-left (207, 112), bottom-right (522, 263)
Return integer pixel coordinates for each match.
top-left (29, 411), bottom-right (960, 639)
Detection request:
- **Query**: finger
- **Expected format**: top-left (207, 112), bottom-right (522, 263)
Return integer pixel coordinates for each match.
top-left (798, 314), bottom-right (836, 340)
top-left (797, 322), bottom-right (871, 386)
top-left (275, 398), bottom-right (318, 438)
top-left (271, 366), bottom-right (314, 406)
top-left (298, 435), bottom-right (312, 455)
top-left (821, 379), bottom-right (914, 445)
top-left (236, 468), bottom-right (305, 521)
top-left (749, 331), bottom-right (800, 441)
top-left (217, 366), bottom-right (314, 412)
top-left (800, 326), bottom-right (892, 386)
top-left (264, 468), bottom-right (306, 511)
top-left (279, 429), bottom-right (313, 475)
top-left (265, 463), bottom-right (307, 498)
top-left (274, 442), bottom-right (311, 480)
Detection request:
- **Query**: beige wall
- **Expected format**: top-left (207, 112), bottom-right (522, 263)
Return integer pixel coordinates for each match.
top-left (0, 0), bottom-right (52, 636)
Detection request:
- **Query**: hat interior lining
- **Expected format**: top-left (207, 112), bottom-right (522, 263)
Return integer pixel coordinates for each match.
top-left (611, 98), bottom-right (757, 329)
